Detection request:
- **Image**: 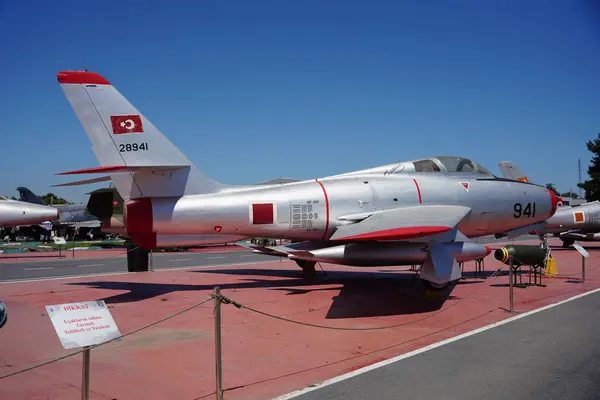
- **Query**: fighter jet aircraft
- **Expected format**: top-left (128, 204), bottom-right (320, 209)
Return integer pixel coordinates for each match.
top-left (17, 187), bottom-right (101, 228)
top-left (0, 196), bottom-right (59, 229)
top-left (53, 70), bottom-right (560, 290)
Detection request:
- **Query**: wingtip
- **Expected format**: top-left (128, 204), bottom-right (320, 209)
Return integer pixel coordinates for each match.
top-left (57, 70), bottom-right (110, 85)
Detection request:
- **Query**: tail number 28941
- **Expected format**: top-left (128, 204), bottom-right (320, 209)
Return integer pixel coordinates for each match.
top-left (119, 143), bottom-right (148, 152)
top-left (513, 202), bottom-right (536, 218)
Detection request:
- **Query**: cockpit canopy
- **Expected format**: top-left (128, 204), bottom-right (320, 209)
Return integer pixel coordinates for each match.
top-left (335, 156), bottom-right (495, 178)
top-left (413, 156), bottom-right (493, 175)
top-left (376, 156), bottom-right (494, 177)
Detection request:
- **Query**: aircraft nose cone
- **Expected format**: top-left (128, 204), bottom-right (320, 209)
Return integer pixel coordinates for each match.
top-left (547, 188), bottom-right (560, 218)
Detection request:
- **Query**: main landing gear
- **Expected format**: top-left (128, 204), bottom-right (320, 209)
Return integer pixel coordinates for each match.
top-left (561, 238), bottom-right (575, 248)
top-left (295, 259), bottom-right (317, 279)
top-left (420, 279), bottom-right (454, 291)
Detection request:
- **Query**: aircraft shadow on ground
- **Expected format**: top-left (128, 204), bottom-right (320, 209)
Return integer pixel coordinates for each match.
top-left (67, 268), bottom-right (482, 319)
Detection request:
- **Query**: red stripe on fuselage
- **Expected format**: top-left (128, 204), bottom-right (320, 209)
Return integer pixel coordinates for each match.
top-left (315, 179), bottom-right (330, 240)
top-left (125, 198), bottom-right (153, 234)
top-left (413, 178), bottom-right (422, 204)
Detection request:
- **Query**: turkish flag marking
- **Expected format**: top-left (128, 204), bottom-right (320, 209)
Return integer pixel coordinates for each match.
top-left (252, 203), bottom-right (274, 224)
top-left (110, 115), bottom-right (144, 134)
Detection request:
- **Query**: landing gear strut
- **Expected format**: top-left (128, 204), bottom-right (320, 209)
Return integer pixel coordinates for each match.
top-left (294, 260), bottom-right (317, 279)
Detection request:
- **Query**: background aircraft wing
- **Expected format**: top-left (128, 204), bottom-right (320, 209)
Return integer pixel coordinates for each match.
top-left (329, 205), bottom-right (472, 241)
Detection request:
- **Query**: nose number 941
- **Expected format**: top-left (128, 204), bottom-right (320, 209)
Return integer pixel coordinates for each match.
top-left (119, 143), bottom-right (148, 152)
top-left (513, 202), bottom-right (536, 218)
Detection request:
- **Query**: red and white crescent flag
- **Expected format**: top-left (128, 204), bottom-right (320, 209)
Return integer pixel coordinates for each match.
top-left (110, 115), bottom-right (144, 134)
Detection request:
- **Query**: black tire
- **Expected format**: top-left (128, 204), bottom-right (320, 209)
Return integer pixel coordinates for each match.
top-left (561, 239), bottom-right (575, 248)
top-left (421, 279), bottom-right (455, 292)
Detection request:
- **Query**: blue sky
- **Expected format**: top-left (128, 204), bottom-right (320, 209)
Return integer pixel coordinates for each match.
top-left (1, 0), bottom-right (599, 203)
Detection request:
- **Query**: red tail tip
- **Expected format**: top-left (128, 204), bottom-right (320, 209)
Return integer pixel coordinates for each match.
top-left (485, 246), bottom-right (492, 257)
top-left (547, 188), bottom-right (560, 217)
top-left (57, 70), bottom-right (110, 85)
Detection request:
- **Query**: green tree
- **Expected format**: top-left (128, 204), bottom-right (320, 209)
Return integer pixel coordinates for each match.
top-left (578, 133), bottom-right (600, 201)
top-left (545, 183), bottom-right (560, 196)
top-left (560, 191), bottom-right (579, 199)
top-left (39, 193), bottom-right (70, 205)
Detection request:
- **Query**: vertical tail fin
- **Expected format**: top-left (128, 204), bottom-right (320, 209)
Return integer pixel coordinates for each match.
top-left (16, 187), bottom-right (46, 205)
top-left (57, 70), bottom-right (223, 199)
top-left (498, 161), bottom-right (529, 182)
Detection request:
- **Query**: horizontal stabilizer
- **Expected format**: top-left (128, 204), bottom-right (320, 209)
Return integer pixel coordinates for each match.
top-left (51, 176), bottom-right (112, 187)
top-left (56, 165), bottom-right (188, 175)
top-left (330, 205), bottom-right (472, 241)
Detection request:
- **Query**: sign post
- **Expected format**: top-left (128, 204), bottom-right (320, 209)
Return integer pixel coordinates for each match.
top-left (509, 255), bottom-right (514, 313)
top-left (45, 300), bottom-right (121, 399)
top-left (214, 287), bottom-right (223, 400)
top-left (573, 241), bottom-right (590, 283)
top-left (53, 236), bottom-right (67, 258)
top-left (82, 346), bottom-right (91, 400)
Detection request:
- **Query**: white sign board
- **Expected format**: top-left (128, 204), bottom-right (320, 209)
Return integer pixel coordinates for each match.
top-left (573, 241), bottom-right (590, 258)
top-left (53, 236), bottom-right (67, 245)
top-left (45, 300), bottom-right (121, 349)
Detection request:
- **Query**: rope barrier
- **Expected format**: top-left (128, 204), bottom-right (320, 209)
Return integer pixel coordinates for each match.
top-left (216, 290), bottom-right (473, 331)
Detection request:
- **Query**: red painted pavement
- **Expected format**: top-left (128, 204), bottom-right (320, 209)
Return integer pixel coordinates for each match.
top-left (1, 238), bottom-right (599, 399)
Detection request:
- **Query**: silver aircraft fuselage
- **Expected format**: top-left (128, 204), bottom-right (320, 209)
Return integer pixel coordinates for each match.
top-left (539, 201), bottom-right (600, 246)
top-left (0, 197), bottom-right (59, 228)
top-left (124, 157), bottom-right (558, 249)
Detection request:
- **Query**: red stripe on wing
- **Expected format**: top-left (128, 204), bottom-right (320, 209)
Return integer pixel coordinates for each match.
top-left (332, 226), bottom-right (451, 241)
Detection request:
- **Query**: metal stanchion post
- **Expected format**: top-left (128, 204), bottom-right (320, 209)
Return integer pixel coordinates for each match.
top-left (582, 254), bottom-right (586, 283)
top-left (72, 234), bottom-right (75, 259)
top-left (150, 249), bottom-right (154, 272)
top-left (82, 346), bottom-right (91, 400)
top-left (214, 287), bottom-right (223, 400)
top-left (509, 255), bottom-right (514, 313)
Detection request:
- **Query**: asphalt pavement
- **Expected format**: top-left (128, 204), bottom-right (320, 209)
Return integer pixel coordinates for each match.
top-left (0, 250), bottom-right (276, 282)
top-left (292, 289), bottom-right (600, 400)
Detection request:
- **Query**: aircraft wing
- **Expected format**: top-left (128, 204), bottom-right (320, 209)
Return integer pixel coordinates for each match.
top-left (329, 205), bottom-right (472, 241)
